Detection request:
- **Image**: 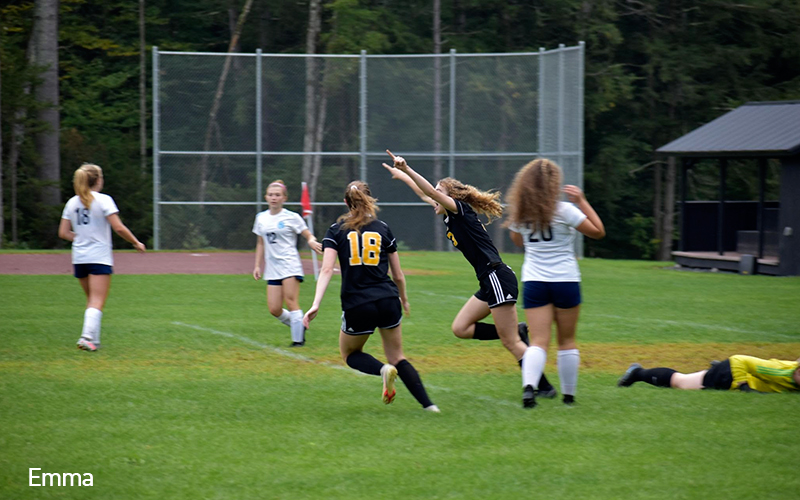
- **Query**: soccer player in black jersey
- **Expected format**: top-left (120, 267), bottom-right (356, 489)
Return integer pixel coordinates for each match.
top-left (303, 181), bottom-right (439, 412)
top-left (383, 150), bottom-right (555, 406)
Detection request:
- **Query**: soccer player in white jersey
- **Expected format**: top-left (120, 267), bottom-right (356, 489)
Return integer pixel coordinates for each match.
top-left (252, 180), bottom-right (322, 347)
top-left (506, 159), bottom-right (605, 408)
top-left (58, 164), bottom-right (146, 351)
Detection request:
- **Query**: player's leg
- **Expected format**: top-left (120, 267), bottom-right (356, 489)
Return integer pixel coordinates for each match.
top-left (554, 304), bottom-right (580, 404)
top-left (282, 277), bottom-right (305, 346)
top-left (490, 303), bottom-right (526, 360)
top-left (339, 303), bottom-right (386, 388)
top-left (378, 300), bottom-right (437, 411)
top-left (267, 283), bottom-right (292, 327)
top-left (618, 364), bottom-right (687, 388)
top-left (78, 272), bottom-right (111, 351)
top-left (520, 304), bottom-right (554, 407)
top-left (451, 296), bottom-right (492, 339)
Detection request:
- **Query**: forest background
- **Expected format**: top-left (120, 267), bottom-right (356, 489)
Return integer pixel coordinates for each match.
top-left (1, 0), bottom-right (799, 259)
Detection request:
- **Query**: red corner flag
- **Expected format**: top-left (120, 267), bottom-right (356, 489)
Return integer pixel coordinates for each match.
top-left (301, 182), bottom-right (313, 216)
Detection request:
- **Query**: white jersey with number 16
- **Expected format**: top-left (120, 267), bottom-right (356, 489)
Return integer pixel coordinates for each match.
top-left (61, 192), bottom-right (120, 266)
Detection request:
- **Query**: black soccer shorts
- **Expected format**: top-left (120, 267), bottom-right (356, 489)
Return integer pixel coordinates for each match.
top-left (474, 264), bottom-right (519, 308)
top-left (341, 296), bottom-right (403, 335)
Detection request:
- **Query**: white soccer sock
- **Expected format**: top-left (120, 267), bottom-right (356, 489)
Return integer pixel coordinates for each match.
top-left (558, 349), bottom-right (580, 396)
top-left (522, 346), bottom-right (547, 388)
top-left (276, 308), bottom-right (292, 327)
top-left (82, 307), bottom-right (103, 344)
top-left (289, 310), bottom-right (304, 343)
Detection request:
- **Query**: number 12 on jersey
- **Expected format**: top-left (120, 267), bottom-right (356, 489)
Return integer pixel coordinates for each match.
top-left (347, 231), bottom-right (382, 266)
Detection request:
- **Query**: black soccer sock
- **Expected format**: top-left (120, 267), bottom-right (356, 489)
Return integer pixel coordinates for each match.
top-left (638, 367), bottom-right (677, 388)
top-left (538, 373), bottom-right (554, 391)
top-left (396, 359), bottom-right (434, 408)
top-left (473, 322), bottom-right (500, 340)
top-left (516, 359), bottom-right (554, 391)
top-left (346, 351), bottom-right (383, 376)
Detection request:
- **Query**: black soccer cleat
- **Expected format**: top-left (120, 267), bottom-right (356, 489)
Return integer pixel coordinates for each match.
top-left (562, 394), bottom-right (575, 405)
top-left (517, 322), bottom-right (530, 346)
top-left (535, 387), bottom-right (557, 399)
top-left (617, 363), bottom-right (642, 387)
top-left (523, 385), bottom-right (537, 409)
top-left (290, 341), bottom-right (305, 348)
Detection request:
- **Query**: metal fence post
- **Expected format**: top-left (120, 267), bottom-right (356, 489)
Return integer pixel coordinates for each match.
top-left (577, 41), bottom-right (585, 257)
top-left (538, 47), bottom-right (545, 158)
top-left (359, 50), bottom-right (367, 181)
top-left (558, 44), bottom-right (565, 167)
top-left (256, 49), bottom-right (263, 213)
top-left (152, 46), bottom-right (160, 250)
top-left (449, 49), bottom-right (456, 178)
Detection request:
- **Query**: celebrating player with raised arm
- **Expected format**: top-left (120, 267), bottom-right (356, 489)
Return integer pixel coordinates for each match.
top-left (382, 150), bottom-right (556, 407)
top-left (303, 181), bottom-right (439, 412)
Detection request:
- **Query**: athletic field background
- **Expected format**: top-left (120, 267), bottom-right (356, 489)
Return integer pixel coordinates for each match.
top-left (1, 252), bottom-right (799, 499)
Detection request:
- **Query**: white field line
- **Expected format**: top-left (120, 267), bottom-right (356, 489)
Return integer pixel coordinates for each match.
top-left (172, 321), bottom-right (518, 408)
top-left (419, 291), bottom-right (798, 341)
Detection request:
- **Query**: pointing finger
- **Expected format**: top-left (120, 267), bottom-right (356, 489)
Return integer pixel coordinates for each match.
top-left (386, 149), bottom-right (396, 159)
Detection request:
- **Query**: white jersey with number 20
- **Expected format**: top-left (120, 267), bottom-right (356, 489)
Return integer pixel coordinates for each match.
top-left (509, 201), bottom-right (587, 282)
top-left (252, 209), bottom-right (308, 281)
top-left (61, 192), bottom-right (120, 266)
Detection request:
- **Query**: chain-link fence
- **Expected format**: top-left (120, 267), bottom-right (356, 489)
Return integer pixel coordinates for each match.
top-left (153, 44), bottom-right (584, 252)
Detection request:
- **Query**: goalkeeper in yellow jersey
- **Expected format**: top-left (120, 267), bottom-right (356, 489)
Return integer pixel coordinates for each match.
top-left (617, 355), bottom-right (800, 393)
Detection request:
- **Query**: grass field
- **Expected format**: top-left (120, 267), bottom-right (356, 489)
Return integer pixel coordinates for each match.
top-left (1, 253), bottom-right (799, 499)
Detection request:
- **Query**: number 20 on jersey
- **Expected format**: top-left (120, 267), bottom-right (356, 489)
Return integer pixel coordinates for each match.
top-left (347, 231), bottom-right (381, 266)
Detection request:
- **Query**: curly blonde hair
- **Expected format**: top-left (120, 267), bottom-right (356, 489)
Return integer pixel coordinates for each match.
top-left (338, 180), bottom-right (379, 232)
top-left (503, 158), bottom-right (562, 229)
top-left (437, 177), bottom-right (503, 223)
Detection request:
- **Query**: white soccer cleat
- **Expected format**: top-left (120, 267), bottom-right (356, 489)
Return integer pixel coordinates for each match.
top-left (76, 338), bottom-right (98, 352)
top-left (380, 364), bottom-right (397, 404)
top-left (424, 405), bottom-right (440, 413)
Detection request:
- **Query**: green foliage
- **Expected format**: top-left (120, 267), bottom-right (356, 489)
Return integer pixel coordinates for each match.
top-left (3, 0), bottom-right (800, 254)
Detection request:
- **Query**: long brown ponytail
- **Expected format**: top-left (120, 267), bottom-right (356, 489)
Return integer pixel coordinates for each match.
top-left (73, 164), bottom-right (103, 209)
top-left (338, 180), bottom-right (379, 232)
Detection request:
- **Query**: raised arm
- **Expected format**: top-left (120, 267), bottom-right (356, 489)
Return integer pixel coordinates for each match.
top-left (107, 213), bottom-right (146, 252)
top-left (382, 162), bottom-right (435, 206)
top-left (388, 251), bottom-right (410, 316)
top-left (384, 150), bottom-right (457, 213)
top-left (563, 185), bottom-right (605, 240)
top-left (303, 247), bottom-right (338, 328)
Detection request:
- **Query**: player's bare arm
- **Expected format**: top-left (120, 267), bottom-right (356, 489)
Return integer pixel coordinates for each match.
top-left (564, 185), bottom-right (605, 239)
top-left (386, 150), bottom-right (457, 213)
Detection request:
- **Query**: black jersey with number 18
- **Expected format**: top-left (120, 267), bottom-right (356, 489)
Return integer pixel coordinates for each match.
top-left (322, 218), bottom-right (399, 311)
top-left (443, 199), bottom-right (503, 279)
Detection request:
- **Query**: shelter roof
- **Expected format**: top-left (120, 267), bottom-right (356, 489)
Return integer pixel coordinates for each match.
top-left (657, 101), bottom-right (800, 157)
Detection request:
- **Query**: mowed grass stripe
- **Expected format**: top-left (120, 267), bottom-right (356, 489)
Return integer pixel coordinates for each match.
top-left (1, 256), bottom-right (799, 499)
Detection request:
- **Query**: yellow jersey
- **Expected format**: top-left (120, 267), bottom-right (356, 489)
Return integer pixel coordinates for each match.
top-left (728, 355), bottom-right (799, 393)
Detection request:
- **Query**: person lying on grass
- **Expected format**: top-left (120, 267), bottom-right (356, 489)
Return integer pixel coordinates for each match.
top-left (618, 355), bottom-right (800, 393)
